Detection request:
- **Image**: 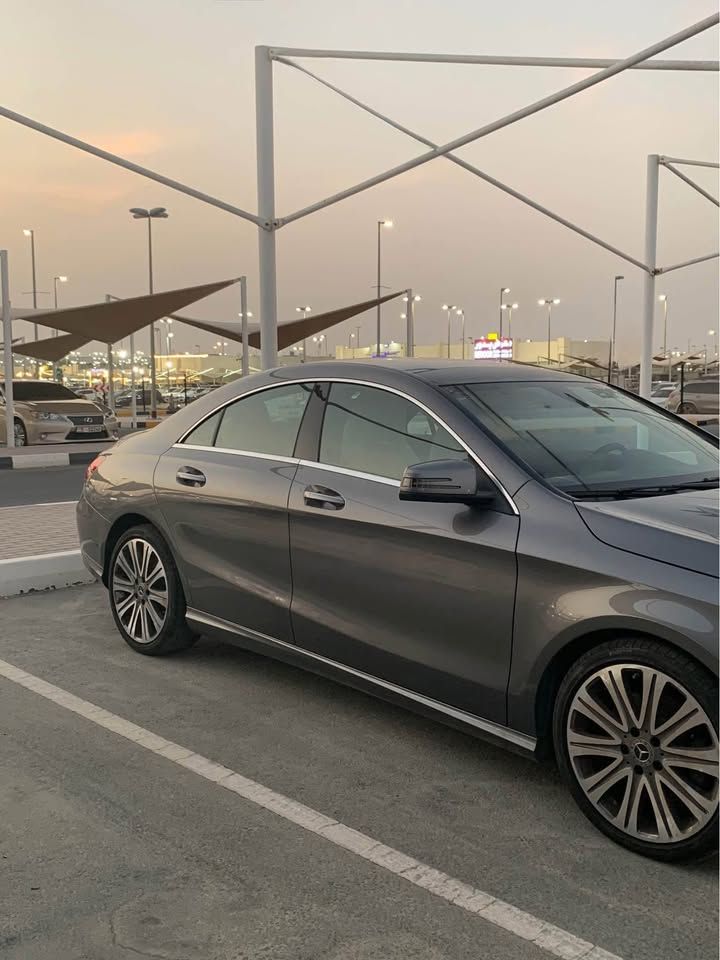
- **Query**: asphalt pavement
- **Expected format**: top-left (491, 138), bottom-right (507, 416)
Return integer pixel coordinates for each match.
top-left (0, 583), bottom-right (716, 960)
top-left (0, 464), bottom-right (85, 507)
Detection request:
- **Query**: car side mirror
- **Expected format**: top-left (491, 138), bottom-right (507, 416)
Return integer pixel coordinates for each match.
top-left (399, 458), bottom-right (496, 506)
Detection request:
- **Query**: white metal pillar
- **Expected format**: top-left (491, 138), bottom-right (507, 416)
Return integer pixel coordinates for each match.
top-left (405, 289), bottom-right (415, 357)
top-left (1, 250), bottom-right (15, 448)
top-left (255, 46), bottom-right (278, 370)
top-left (240, 275), bottom-right (250, 376)
top-left (640, 154), bottom-right (659, 398)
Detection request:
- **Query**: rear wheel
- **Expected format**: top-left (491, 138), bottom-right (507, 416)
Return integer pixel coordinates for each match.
top-left (677, 401), bottom-right (697, 414)
top-left (554, 638), bottom-right (718, 862)
top-left (14, 419), bottom-right (27, 446)
top-left (109, 524), bottom-right (197, 655)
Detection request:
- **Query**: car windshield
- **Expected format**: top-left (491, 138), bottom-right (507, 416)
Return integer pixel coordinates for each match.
top-left (5, 381), bottom-right (80, 401)
top-left (443, 379), bottom-right (719, 497)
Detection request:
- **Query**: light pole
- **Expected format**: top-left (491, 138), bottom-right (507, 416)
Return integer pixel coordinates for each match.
top-left (609, 275), bottom-right (624, 384)
top-left (402, 293), bottom-right (421, 358)
top-left (312, 334), bottom-right (325, 356)
top-left (376, 219), bottom-right (393, 355)
top-left (442, 304), bottom-right (457, 359)
top-left (457, 309), bottom-right (466, 358)
top-left (658, 294), bottom-right (670, 381)
top-left (238, 301), bottom-right (253, 376)
top-left (295, 305), bottom-right (311, 361)
top-left (500, 302), bottom-right (518, 340)
top-left (499, 286), bottom-right (510, 337)
top-left (130, 206), bottom-right (168, 417)
top-left (538, 298), bottom-right (560, 366)
top-left (22, 229), bottom-right (38, 345)
top-left (348, 331), bottom-right (356, 356)
top-left (166, 330), bottom-right (174, 355)
top-left (52, 275), bottom-right (68, 338)
top-left (709, 329), bottom-right (718, 368)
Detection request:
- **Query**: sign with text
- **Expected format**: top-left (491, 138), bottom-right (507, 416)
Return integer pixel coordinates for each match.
top-left (474, 337), bottom-right (513, 360)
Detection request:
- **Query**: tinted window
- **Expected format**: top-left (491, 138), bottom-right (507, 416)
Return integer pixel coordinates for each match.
top-left (690, 381), bottom-right (719, 395)
top-left (212, 383), bottom-right (312, 456)
top-left (320, 383), bottom-right (466, 480)
top-left (444, 380), bottom-right (718, 495)
top-left (183, 410), bottom-right (223, 446)
top-left (9, 381), bottom-right (80, 401)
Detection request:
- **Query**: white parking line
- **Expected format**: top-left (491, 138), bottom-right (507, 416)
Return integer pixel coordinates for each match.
top-left (0, 656), bottom-right (621, 960)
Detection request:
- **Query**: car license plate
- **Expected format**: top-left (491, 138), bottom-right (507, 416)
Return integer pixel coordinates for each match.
top-left (76, 425), bottom-right (102, 433)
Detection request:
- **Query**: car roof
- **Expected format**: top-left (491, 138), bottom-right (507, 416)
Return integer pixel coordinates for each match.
top-left (275, 359), bottom-right (590, 386)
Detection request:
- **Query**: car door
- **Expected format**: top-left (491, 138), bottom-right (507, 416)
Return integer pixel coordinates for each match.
top-left (288, 380), bottom-right (520, 724)
top-left (154, 381), bottom-right (315, 643)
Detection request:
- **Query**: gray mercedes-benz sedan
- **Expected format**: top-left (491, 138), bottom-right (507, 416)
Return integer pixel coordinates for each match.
top-left (77, 361), bottom-right (719, 862)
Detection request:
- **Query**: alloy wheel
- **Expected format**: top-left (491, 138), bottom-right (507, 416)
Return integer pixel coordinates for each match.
top-left (567, 664), bottom-right (718, 844)
top-left (14, 421), bottom-right (27, 446)
top-left (112, 538), bottom-right (169, 644)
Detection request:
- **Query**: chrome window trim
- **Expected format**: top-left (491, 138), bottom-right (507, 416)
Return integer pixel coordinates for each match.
top-left (175, 375), bottom-right (518, 515)
top-left (298, 460), bottom-right (400, 487)
top-left (186, 607), bottom-right (536, 753)
top-left (176, 443), bottom-right (299, 466)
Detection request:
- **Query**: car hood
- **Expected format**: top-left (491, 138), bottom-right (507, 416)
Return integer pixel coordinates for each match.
top-left (577, 488), bottom-right (719, 577)
top-left (19, 398), bottom-right (104, 416)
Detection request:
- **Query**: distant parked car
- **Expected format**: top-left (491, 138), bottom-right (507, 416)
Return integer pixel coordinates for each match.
top-left (649, 383), bottom-right (677, 409)
top-left (0, 379), bottom-right (117, 446)
top-left (667, 379), bottom-right (719, 416)
top-left (114, 388), bottom-right (165, 409)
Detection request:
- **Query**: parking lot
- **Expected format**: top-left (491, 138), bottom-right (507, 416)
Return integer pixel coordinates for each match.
top-left (1, 583), bottom-right (716, 960)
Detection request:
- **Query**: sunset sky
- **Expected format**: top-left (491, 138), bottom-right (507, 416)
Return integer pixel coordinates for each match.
top-left (1, 0), bottom-right (718, 362)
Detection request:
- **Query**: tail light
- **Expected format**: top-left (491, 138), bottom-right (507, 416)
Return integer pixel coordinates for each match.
top-left (85, 454), bottom-right (107, 480)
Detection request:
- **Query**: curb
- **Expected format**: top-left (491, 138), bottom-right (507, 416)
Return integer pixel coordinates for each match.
top-left (0, 448), bottom-right (106, 470)
top-left (0, 550), bottom-right (95, 598)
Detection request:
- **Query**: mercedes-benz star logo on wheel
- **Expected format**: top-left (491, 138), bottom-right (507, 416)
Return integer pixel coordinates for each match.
top-left (633, 742), bottom-right (651, 763)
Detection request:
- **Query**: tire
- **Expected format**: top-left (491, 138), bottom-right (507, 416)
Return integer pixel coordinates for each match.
top-left (677, 402), bottom-right (697, 414)
top-left (14, 419), bottom-right (27, 446)
top-left (108, 524), bottom-right (197, 656)
top-left (553, 637), bottom-right (718, 862)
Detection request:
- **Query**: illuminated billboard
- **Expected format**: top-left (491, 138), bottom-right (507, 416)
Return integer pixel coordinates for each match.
top-left (474, 336), bottom-right (513, 360)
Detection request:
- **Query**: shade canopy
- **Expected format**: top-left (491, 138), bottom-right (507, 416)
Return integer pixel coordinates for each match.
top-left (167, 290), bottom-right (405, 350)
top-left (20, 278), bottom-right (239, 344)
top-left (13, 289), bottom-right (406, 362)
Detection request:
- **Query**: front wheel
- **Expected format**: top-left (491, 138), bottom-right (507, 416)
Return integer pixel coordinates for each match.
top-left (677, 401), bottom-right (697, 414)
top-left (109, 524), bottom-right (197, 656)
top-left (554, 638), bottom-right (718, 862)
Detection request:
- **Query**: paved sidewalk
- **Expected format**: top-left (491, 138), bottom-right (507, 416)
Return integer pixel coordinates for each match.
top-left (0, 502), bottom-right (79, 561)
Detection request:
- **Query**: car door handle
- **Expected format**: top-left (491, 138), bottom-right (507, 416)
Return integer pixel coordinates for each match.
top-left (303, 485), bottom-right (345, 510)
top-left (176, 466), bottom-right (206, 487)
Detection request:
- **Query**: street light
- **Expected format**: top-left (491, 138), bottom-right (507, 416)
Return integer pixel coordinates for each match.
top-left (52, 275), bottom-right (68, 339)
top-left (376, 219), bottom-right (393, 355)
top-left (296, 305), bottom-right (311, 361)
top-left (609, 276), bottom-right (624, 384)
top-left (456, 309), bottom-right (466, 358)
top-left (130, 206), bottom-right (168, 417)
top-left (312, 334), bottom-right (326, 356)
top-left (538, 298), bottom-right (561, 366)
top-left (167, 330), bottom-right (174, 354)
top-left (709, 328), bottom-right (718, 366)
top-left (442, 304), bottom-right (457, 359)
top-left (499, 287), bottom-right (510, 338)
top-left (500, 302), bottom-right (519, 340)
top-left (22, 229), bottom-right (39, 366)
top-left (658, 294), bottom-right (671, 381)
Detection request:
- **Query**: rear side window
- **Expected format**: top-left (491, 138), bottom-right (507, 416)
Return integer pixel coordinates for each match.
top-left (212, 383), bottom-right (313, 457)
top-left (320, 383), bottom-right (466, 480)
top-left (691, 381), bottom-right (719, 395)
top-left (183, 410), bottom-right (223, 447)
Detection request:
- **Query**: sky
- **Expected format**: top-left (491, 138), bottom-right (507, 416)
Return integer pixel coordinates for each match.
top-left (1, 0), bottom-right (718, 363)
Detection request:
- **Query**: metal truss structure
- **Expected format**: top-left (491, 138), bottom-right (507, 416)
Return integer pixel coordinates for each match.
top-left (1, 12), bottom-right (718, 398)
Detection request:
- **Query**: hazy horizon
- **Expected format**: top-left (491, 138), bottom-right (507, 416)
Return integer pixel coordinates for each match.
top-left (1, 0), bottom-right (718, 365)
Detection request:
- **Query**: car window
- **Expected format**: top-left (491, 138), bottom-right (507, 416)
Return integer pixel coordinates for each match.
top-left (444, 380), bottom-right (718, 495)
top-left (183, 409), bottom-right (223, 447)
top-left (320, 383), bottom-right (466, 480)
top-left (206, 383), bottom-right (312, 457)
top-left (10, 381), bottom-right (80, 401)
top-left (690, 381), bottom-right (718, 395)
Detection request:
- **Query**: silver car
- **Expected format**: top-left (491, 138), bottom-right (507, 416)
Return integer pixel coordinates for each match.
top-left (77, 361), bottom-right (719, 862)
top-left (667, 378), bottom-right (720, 416)
top-left (0, 379), bottom-right (119, 446)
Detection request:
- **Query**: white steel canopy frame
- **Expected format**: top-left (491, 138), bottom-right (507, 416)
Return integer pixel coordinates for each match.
top-left (1, 13), bottom-right (718, 386)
